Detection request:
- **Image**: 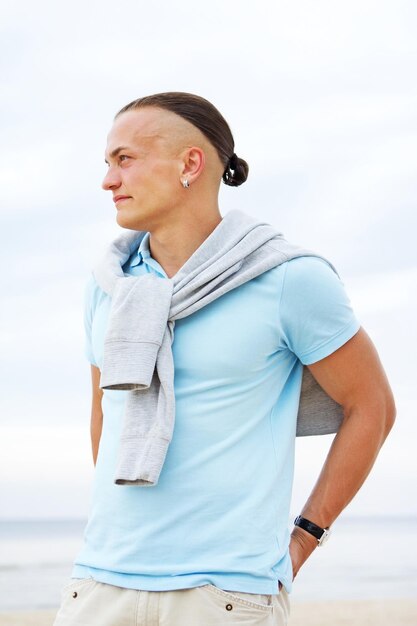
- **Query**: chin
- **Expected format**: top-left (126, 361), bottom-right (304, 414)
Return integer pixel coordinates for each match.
top-left (116, 211), bottom-right (149, 232)
top-left (116, 212), bottom-right (130, 228)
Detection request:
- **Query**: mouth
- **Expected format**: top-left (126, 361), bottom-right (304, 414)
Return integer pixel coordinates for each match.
top-left (113, 195), bottom-right (131, 204)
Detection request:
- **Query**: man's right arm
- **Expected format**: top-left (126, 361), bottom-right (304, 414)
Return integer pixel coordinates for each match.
top-left (90, 364), bottom-right (103, 466)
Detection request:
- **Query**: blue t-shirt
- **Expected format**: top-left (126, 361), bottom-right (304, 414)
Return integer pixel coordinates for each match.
top-left (72, 232), bottom-right (361, 594)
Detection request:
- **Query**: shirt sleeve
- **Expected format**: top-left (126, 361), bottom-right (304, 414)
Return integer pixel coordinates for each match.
top-left (83, 272), bottom-right (98, 367)
top-left (278, 256), bottom-right (361, 365)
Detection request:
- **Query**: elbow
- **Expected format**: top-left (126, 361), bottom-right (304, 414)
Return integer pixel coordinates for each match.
top-left (374, 384), bottom-right (397, 443)
top-left (383, 392), bottom-right (397, 439)
top-left (344, 387), bottom-right (396, 444)
top-left (372, 384), bottom-right (397, 443)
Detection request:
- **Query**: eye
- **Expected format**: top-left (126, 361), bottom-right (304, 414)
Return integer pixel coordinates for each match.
top-left (119, 155), bottom-right (130, 162)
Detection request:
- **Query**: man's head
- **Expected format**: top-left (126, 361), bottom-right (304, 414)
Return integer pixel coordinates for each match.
top-left (102, 92), bottom-right (249, 231)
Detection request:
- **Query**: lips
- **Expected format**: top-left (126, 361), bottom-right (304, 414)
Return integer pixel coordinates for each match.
top-left (113, 195), bottom-right (131, 203)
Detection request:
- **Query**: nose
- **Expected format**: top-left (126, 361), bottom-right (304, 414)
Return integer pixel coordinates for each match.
top-left (102, 167), bottom-right (121, 191)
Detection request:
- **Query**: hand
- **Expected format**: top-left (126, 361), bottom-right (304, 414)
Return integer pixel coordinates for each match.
top-left (289, 526), bottom-right (318, 580)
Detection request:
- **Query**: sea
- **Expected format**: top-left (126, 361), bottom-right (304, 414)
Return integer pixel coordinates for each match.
top-left (0, 516), bottom-right (416, 611)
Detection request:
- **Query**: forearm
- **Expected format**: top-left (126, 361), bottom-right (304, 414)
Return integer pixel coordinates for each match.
top-left (290, 402), bottom-right (395, 575)
top-left (90, 365), bottom-right (104, 466)
top-left (301, 404), bottom-right (393, 526)
top-left (91, 410), bottom-right (103, 466)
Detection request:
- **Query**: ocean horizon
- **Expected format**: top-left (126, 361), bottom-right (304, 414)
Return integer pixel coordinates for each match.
top-left (1, 515), bottom-right (416, 611)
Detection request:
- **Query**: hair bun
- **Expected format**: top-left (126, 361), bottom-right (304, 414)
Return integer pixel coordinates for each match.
top-left (222, 153), bottom-right (249, 187)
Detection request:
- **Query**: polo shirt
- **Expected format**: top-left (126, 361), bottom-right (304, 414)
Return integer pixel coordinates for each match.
top-left (71, 230), bottom-right (361, 594)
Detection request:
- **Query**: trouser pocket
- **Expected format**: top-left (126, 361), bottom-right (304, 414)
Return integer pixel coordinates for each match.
top-left (170, 583), bottom-right (288, 625)
top-left (53, 577), bottom-right (98, 625)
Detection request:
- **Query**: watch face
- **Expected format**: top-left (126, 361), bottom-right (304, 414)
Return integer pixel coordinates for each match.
top-left (318, 528), bottom-right (331, 546)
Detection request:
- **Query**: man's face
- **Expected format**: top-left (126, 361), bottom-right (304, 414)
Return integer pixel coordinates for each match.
top-left (102, 107), bottom-right (184, 231)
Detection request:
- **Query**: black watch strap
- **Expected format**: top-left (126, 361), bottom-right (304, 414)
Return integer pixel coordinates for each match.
top-left (294, 515), bottom-right (328, 541)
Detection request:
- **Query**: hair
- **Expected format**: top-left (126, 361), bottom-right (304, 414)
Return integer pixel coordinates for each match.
top-left (116, 92), bottom-right (249, 187)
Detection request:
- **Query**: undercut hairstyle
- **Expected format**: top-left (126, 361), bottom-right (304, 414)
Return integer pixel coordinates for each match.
top-left (116, 92), bottom-right (249, 187)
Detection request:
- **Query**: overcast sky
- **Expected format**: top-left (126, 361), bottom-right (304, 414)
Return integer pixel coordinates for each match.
top-left (1, 0), bottom-right (416, 520)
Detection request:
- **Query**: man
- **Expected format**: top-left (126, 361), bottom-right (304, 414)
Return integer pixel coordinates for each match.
top-left (53, 92), bottom-right (395, 626)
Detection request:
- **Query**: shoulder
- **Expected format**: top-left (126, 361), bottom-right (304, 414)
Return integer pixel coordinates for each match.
top-left (280, 254), bottom-right (342, 301)
top-left (283, 254), bottom-right (339, 278)
top-left (278, 255), bottom-right (360, 364)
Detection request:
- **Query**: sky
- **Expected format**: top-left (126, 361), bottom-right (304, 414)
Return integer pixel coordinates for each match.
top-left (0, 0), bottom-right (416, 520)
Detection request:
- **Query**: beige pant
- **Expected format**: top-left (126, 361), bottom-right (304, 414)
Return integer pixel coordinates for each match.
top-left (53, 577), bottom-right (290, 626)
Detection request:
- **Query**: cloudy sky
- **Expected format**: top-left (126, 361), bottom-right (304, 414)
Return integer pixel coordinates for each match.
top-left (1, 0), bottom-right (416, 520)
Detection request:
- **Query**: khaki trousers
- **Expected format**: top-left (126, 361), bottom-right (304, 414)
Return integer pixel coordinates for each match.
top-left (53, 577), bottom-right (290, 626)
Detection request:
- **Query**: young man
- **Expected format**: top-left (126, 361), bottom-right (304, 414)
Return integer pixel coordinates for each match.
top-left (53, 92), bottom-right (395, 626)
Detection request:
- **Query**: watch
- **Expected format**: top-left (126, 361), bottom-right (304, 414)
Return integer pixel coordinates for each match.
top-left (294, 515), bottom-right (331, 546)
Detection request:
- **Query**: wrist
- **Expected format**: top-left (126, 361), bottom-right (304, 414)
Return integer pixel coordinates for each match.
top-left (291, 524), bottom-right (318, 551)
top-left (299, 506), bottom-right (332, 530)
top-left (294, 515), bottom-right (332, 547)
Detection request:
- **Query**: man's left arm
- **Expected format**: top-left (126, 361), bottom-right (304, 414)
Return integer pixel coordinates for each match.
top-left (289, 325), bottom-right (396, 578)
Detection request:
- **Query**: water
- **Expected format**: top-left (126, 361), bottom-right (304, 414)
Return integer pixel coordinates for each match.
top-left (0, 517), bottom-right (416, 610)
top-left (0, 519), bottom-right (85, 611)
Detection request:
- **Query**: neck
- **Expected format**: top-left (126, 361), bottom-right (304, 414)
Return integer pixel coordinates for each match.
top-left (148, 206), bottom-right (223, 279)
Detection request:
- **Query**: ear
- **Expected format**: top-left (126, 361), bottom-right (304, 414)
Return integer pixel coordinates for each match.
top-left (179, 147), bottom-right (205, 185)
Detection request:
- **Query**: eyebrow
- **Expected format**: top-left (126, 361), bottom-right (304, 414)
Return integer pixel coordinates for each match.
top-left (104, 146), bottom-right (131, 164)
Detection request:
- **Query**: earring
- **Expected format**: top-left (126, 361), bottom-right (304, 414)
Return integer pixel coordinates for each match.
top-left (182, 179), bottom-right (190, 189)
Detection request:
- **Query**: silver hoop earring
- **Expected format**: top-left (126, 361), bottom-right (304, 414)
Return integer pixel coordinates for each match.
top-left (182, 179), bottom-right (190, 189)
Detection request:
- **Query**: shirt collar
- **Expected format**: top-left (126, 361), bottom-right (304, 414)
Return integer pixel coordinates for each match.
top-left (129, 232), bottom-right (151, 267)
top-left (128, 232), bottom-right (168, 278)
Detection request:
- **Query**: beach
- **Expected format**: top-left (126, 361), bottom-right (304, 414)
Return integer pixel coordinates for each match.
top-left (1, 599), bottom-right (417, 625)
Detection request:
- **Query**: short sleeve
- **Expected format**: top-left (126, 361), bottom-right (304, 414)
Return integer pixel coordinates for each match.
top-left (83, 272), bottom-right (98, 367)
top-left (279, 256), bottom-right (361, 365)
